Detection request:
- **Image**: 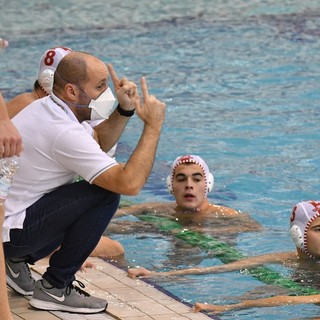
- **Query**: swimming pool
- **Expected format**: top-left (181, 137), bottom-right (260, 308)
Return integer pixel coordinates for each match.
top-left (1, 0), bottom-right (320, 318)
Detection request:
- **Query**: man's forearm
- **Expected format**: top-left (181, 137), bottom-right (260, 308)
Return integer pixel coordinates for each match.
top-left (122, 124), bottom-right (162, 193)
top-left (0, 93), bottom-right (10, 121)
top-left (94, 109), bottom-right (131, 152)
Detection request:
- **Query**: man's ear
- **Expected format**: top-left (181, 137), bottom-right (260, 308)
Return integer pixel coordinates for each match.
top-left (65, 83), bottom-right (78, 101)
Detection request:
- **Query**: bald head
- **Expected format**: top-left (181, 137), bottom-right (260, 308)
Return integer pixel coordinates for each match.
top-left (53, 51), bottom-right (102, 93)
top-left (53, 52), bottom-right (88, 91)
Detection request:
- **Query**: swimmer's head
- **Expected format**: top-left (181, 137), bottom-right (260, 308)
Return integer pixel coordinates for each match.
top-left (166, 155), bottom-right (214, 198)
top-left (290, 200), bottom-right (320, 259)
top-left (38, 46), bottom-right (73, 94)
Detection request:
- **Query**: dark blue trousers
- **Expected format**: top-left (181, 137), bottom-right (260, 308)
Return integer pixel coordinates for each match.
top-left (4, 180), bottom-right (120, 288)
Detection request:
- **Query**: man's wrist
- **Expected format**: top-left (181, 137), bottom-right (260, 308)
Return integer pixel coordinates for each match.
top-left (116, 104), bottom-right (135, 117)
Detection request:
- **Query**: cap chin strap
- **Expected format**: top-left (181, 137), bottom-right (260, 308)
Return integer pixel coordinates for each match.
top-left (181, 207), bottom-right (200, 214)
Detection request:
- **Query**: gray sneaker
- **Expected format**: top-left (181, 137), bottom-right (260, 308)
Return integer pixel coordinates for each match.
top-left (5, 258), bottom-right (35, 296)
top-left (29, 279), bottom-right (107, 314)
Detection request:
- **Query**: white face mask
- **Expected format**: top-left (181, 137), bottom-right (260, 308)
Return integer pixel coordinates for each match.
top-left (89, 87), bottom-right (117, 121)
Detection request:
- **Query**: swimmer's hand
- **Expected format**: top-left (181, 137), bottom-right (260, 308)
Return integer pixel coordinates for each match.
top-left (79, 260), bottom-right (96, 272)
top-left (127, 267), bottom-right (153, 279)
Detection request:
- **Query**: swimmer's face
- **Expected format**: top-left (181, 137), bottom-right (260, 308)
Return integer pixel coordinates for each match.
top-left (172, 163), bottom-right (207, 210)
top-left (306, 216), bottom-right (320, 258)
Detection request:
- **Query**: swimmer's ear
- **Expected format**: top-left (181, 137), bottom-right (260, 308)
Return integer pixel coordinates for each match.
top-left (207, 173), bottom-right (214, 193)
top-left (166, 175), bottom-right (173, 194)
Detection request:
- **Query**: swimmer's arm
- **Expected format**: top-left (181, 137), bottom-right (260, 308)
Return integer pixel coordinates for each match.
top-left (170, 252), bottom-right (296, 275)
top-left (115, 203), bottom-right (146, 216)
top-left (194, 294), bottom-right (320, 313)
top-left (127, 252), bottom-right (296, 278)
top-left (115, 202), bottom-right (169, 217)
top-left (89, 235), bottom-right (124, 258)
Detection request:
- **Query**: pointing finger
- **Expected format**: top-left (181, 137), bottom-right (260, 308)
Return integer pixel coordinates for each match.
top-left (107, 64), bottom-right (120, 88)
top-left (140, 77), bottom-right (150, 101)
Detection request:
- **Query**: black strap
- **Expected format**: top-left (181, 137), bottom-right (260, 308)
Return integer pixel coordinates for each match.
top-left (117, 104), bottom-right (135, 117)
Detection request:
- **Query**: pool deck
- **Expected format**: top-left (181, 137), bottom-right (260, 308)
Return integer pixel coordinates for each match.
top-left (9, 257), bottom-right (215, 320)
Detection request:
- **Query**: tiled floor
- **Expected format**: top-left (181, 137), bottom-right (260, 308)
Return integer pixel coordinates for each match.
top-left (9, 257), bottom-right (215, 320)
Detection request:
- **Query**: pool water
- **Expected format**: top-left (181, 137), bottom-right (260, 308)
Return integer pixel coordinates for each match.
top-left (1, 0), bottom-right (320, 319)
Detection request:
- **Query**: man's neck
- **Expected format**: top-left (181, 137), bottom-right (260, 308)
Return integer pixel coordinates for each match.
top-left (175, 199), bottom-right (210, 214)
top-left (34, 86), bottom-right (47, 99)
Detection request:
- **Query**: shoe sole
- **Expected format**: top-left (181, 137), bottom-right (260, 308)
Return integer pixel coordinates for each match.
top-left (29, 298), bottom-right (107, 314)
top-left (6, 275), bottom-right (33, 296)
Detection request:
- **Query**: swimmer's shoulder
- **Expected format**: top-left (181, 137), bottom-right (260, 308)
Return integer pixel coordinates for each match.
top-left (208, 203), bottom-right (240, 216)
top-left (7, 92), bottom-right (39, 118)
top-left (206, 204), bottom-right (263, 231)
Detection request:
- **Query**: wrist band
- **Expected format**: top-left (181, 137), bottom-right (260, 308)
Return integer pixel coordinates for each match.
top-left (117, 104), bottom-right (135, 117)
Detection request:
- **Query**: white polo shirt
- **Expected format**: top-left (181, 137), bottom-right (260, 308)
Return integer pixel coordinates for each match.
top-left (3, 94), bottom-right (118, 242)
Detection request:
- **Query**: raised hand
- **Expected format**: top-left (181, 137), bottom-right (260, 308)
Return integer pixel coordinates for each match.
top-left (107, 64), bottom-right (138, 111)
top-left (134, 77), bottom-right (166, 130)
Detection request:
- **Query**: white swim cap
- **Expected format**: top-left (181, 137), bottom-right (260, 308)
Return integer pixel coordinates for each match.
top-left (290, 200), bottom-right (320, 258)
top-left (38, 46), bottom-right (73, 94)
top-left (166, 155), bottom-right (214, 196)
